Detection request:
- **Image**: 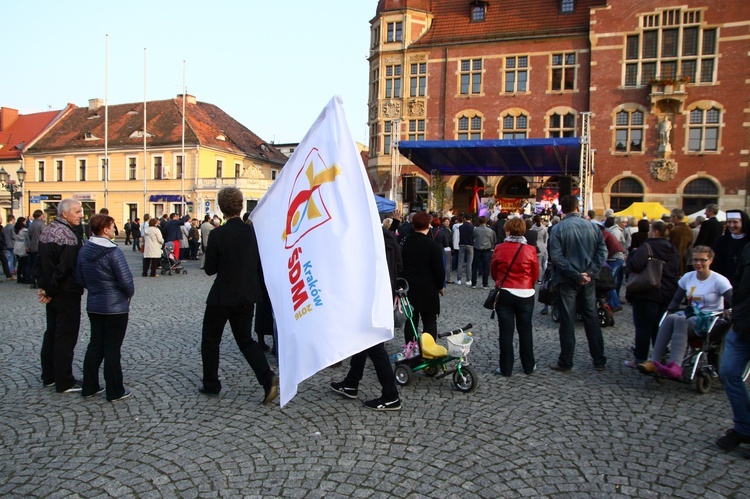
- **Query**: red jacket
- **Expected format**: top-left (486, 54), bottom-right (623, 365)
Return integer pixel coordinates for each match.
top-left (490, 241), bottom-right (539, 289)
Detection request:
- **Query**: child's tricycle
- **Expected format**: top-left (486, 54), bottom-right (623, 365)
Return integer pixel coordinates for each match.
top-left (392, 279), bottom-right (477, 393)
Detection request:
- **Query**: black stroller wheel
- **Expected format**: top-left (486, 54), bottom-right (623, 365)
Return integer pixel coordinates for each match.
top-left (695, 371), bottom-right (712, 394)
top-left (394, 364), bottom-right (412, 386)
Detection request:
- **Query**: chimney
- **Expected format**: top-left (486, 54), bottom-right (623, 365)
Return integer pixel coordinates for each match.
top-left (177, 93), bottom-right (197, 105)
top-left (0, 107), bottom-right (19, 132)
top-left (88, 98), bottom-right (104, 112)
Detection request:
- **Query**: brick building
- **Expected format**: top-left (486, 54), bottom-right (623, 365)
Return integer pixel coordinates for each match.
top-left (367, 0), bottom-right (750, 216)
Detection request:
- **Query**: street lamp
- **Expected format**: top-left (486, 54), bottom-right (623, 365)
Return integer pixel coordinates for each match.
top-left (0, 166), bottom-right (26, 215)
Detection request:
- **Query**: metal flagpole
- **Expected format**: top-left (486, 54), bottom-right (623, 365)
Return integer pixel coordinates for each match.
top-left (104, 34), bottom-right (109, 209)
top-left (181, 61), bottom-right (186, 217)
top-left (143, 48), bottom-right (148, 218)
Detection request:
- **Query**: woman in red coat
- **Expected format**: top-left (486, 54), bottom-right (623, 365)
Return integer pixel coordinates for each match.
top-left (490, 217), bottom-right (539, 376)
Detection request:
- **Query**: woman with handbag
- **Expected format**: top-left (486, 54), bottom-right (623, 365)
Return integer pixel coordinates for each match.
top-left (637, 245), bottom-right (732, 379)
top-left (624, 220), bottom-right (680, 367)
top-left (490, 217), bottom-right (539, 376)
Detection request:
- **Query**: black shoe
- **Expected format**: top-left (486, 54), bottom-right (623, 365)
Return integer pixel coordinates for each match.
top-left (717, 429), bottom-right (750, 450)
top-left (198, 386), bottom-right (220, 397)
top-left (43, 380), bottom-right (55, 388)
top-left (83, 388), bottom-right (105, 398)
top-left (109, 390), bottom-right (131, 402)
top-left (524, 364), bottom-right (537, 375)
top-left (262, 375), bottom-right (279, 406)
top-left (594, 363), bottom-right (606, 371)
top-left (330, 381), bottom-right (358, 399)
top-left (364, 397), bottom-right (401, 411)
top-left (61, 383), bottom-right (82, 393)
top-left (549, 362), bottom-right (572, 373)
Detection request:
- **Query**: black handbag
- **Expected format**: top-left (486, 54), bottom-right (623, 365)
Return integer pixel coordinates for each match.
top-left (626, 243), bottom-right (663, 293)
top-left (484, 244), bottom-right (523, 319)
top-left (538, 266), bottom-right (557, 305)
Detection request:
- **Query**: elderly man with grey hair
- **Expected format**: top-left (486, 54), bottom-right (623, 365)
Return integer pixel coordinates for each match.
top-left (37, 198), bottom-right (85, 393)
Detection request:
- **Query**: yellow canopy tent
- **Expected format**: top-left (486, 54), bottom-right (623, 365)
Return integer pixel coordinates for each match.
top-left (613, 202), bottom-right (671, 220)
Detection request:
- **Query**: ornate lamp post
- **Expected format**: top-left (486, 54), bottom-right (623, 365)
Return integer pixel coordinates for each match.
top-left (0, 166), bottom-right (27, 216)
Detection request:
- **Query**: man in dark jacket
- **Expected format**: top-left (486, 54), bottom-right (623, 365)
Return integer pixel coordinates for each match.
top-left (695, 203), bottom-right (723, 248)
top-left (399, 211), bottom-right (445, 344)
top-left (716, 242), bottom-right (750, 457)
top-left (0, 217), bottom-right (13, 280)
top-left (37, 199), bottom-right (84, 393)
top-left (164, 213), bottom-right (190, 260)
top-left (624, 220), bottom-right (680, 366)
top-left (199, 187), bottom-right (279, 405)
top-left (26, 209), bottom-right (45, 288)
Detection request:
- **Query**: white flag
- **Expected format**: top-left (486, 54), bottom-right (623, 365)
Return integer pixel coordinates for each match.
top-left (251, 96), bottom-right (393, 407)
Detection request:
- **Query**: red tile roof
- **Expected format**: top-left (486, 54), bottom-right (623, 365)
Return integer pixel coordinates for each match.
top-left (28, 98), bottom-right (287, 165)
top-left (0, 107), bottom-right (71, 160)
top-left (389, 0), bottom-right (607, 47)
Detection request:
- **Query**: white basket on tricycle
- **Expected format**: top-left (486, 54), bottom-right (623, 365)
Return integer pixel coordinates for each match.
top-left (446, 332), bottom-right (473, 358)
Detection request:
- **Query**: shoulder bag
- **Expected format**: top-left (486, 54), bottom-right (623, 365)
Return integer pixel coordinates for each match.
top-left (484, 244), bottom-right (523, 319)
top-left (625, 243), bottom-right (663, 293)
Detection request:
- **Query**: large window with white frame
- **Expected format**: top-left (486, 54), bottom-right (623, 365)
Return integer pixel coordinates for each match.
top-left (624, 9), bottom-right (716, 86)
top-left (503, 56), bottom-right (528, 93)
top-left (385, 64), bottom-right (402, 98)
top-left (410, 63), bottom-right (426, 97)
top-left (688, 105), bottom-right (721, 153)
top-left (100, 157), bottom-right (108, 181)
top-left (127, 157), bottom-right (137, 181)
top-left (408, 119), bottom-right (425, 141)
top-left (37, 160), bottom-right (45, 182)
top-left (153, 156), bottom-right (163, 180)
top-left (386, 21), bottom-right (402, 43)
top-left (175, 154), bottom-right (184, 179)
top-left (501, 113), bottom-right (528, 139)
top-left (548, 112), bottom-right (576, 137)
top-left (56, 159), bottom-right (63, 182)
top-left (457, 113), bottom-right (482, 140)
top-left (614, 107), bottom-right (645, 153)
top-left (459, 59), bottom-right (483, 95)
top-left (551, 53), bottom-right (576, 91)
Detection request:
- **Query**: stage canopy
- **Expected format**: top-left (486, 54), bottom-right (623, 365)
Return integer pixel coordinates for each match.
top-left (398, 138), bottom-right (582, 177)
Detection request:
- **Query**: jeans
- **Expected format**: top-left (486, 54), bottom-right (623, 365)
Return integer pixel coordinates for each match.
top-left (132, 237), bottom-right (141, 252)
top-left (719, 329), bottom-right (750, 436)
top-left (4, 249), bottom-right (15, 273)
top-left (82, 313), bottom-right (128, 400)
top-left (495, 290), bottom-right (535, 375)
top-left (443, 249), bottom-right (452, 282)
top-left (0, 249), bottom-right (10, 278)
top-left (344, 343), bottom-right (399, 400)
top-left (471, 249), bottom-right (492, 287)
top-left (40, 294), bottom-right (82, 392)
top-left (26, 251), bottom-right (38, 286)
top-left (201, 304), bottom-right (274, 393)
top-left (631, 298), bottom-right (668, 362)
top-left (458, 245), bottom-right (474, 282)
top-left (556, 280), bottom-right (606, 369)
top-left (606, 259), bottom-right (624, 308)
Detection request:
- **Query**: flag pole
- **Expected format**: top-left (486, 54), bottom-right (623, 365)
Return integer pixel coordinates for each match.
top-left (104, 34), bottom-right (109, 209)
top-left (181, 60), bottom-right (186, 217)
top-left (143, 48), bottom-right (148, 218)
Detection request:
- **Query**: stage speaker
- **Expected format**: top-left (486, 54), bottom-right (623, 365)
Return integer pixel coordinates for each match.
top-left (559, 176), bottom-right (573, 198)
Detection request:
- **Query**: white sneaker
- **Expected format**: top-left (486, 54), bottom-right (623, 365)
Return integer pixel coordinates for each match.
top-left (471, 285), bottom-right (477, 289)
top-left (457, 280), bottom-right (462, 285)
top-left (466, 281), bottom-right (472, 286)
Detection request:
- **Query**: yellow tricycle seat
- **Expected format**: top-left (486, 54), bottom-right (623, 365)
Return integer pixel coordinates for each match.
top-left (420, 333), bottom-right (447, 359)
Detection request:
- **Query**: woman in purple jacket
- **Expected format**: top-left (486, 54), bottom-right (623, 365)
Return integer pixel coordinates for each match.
top-left (75, 214), bottom-right (135, 401)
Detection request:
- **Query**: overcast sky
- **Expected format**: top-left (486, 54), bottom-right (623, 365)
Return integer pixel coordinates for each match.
top-left (2, 0), bottom-right (375, 144)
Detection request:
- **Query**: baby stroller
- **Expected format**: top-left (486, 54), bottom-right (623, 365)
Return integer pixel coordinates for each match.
top-left (160, 242), bottom-right (186, 275)
top-left (550, 265), bottom-right (615, 327)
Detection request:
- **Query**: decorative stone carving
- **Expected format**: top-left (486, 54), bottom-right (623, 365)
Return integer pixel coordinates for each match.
top-left (369, 103), bottom-right (379, 120)
top-left (658, 116), bottom-right (672, 153)
top-left (382, 101), bottom-right (401, 119)
top-left (408, 100), bottom-right (425, 117)
top-left (649, 159), bottom-right (677, 181)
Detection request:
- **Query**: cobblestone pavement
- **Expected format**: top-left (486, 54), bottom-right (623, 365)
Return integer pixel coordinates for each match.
top-left (1, 247), bottom-right (748, 497)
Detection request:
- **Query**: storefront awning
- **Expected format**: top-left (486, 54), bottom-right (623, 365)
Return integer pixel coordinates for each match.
top-left (398, 138), bottom-right (582, 177)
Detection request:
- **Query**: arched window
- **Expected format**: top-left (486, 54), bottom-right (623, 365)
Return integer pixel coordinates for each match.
top-left (548, 112), bottom-right (576, 137)
top-left (682, 178), bottom-right (719, 215)
top-left (457, 113), bottom-right (482, 140)
top-left (501, 114), bottom-right (528, 139)
top-left (609, 177), bottom-right (644, 211)
top-left (688, 107), bottom-right (721, 153)
top-left (614, 108), bottom-right (644, 153)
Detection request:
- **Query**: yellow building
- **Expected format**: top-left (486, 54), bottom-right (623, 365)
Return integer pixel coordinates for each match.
top-left (22, 95), bottom-right (287, 225)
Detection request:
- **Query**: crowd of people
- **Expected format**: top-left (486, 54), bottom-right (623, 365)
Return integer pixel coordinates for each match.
top-left (4, 192), bottom-right (749, 452)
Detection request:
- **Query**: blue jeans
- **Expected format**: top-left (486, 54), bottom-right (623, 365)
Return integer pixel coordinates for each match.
top-left (606, 259), bottom-right (623, 308)
top-left (495, 290), bottom-right (535, 375)
top-left (4, 249), bottom-right (15, 273)
top-left (631, 298), bottom-right (667, 362)
top-left (458, 245), bottom-right (474, 282)
top-left (556, 280), bottom-right (607, 369)
top-left (719, 329), bottom-right (750, 436)
top-left (471, 249), bottom-right (492, 287)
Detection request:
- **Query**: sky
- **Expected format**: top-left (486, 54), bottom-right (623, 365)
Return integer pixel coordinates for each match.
top-left (1, 1), bottom-right (376, 145)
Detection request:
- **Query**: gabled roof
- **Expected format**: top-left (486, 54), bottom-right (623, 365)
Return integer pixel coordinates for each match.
top-left (403, 0), bottom-right (607, 47)
top-left (0, 107), bottom-right (72, 160)
top-left (28, 97), bottom-right (287, 165)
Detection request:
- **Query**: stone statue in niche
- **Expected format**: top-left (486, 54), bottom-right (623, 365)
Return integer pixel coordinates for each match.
top-left (658, 116), bottom-right (672, 152)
